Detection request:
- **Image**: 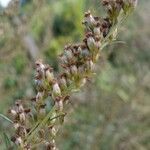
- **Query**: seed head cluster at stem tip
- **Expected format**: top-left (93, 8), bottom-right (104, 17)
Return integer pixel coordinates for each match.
top-left (8, 0), bottom-right (137, 149)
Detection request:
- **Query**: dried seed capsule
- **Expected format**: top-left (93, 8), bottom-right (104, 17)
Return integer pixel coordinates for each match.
top-left (18, 105), bottom-right (24, 113)
top-left (11, 136), bottom-right (23, 146)
top-left (35, 60), bottom-right (45, 70)
top-left (50, 126), bottom-right (57, 137)
top-left (101, 18), bottom-right (112, 37)
top-left (70, 65), bottom-right (78, 75)
top-left (52, 81), bottom-right (61, 99)
top-left (78, 65), bottom-right (85, 75)
top-left (55, 97), bottom-right (63, 112)
top-left (17, 126), bottom-right (27, 137)
top-left (36, 91), bottom-right (44, 102)
top-left (94, 22), bottom-right (101, 36)
top-left (86, 59), bottom-right (95, 71)
top-left (35, 61), bottom-right (45, 78)
top-left (16, 137), bottom-right (23, 145)
top-left (64, 48), bottom-right (73, 60)
top-left (59, 74), bottom-right (67, 89)
top-left (77, 46), bottom-right (82, 54)
top-left (86, 32), bottom-right (96, 51)
top-left (81, 44), bottom-right (90, 58)
top-left (9, 109), bottom-right (17, 117)
top-left (19, 112), bottom-right (26, 122)
top-left (64, 67), bottom-right (71, 77)
top-left (83, 10), bottom-right (96, 29)
top-left (15, 103), bottom-right (24, 113)
top-left (14, 122), bottom-right (20, 130)
top-left (102, 0), bottom-right (109, 6)
top-left (58, 100), bottom-right (63, 112)
top-left (95, 36), bottom-right (101, 50)
top-left (16, 137), bottom-right (23, 146)
top-left (45, 141), bottom-right (55, 150)
top-left (72, 44), bottom-right (80, 54)
top-left (24, 143), bottom-right (31, 150)
top-left (35, 79), bottom-right (45, 91)
top-left (59, 54), bottom-right (68, 64)
top-left (45, 66), bottom-right (54, 83)
top-left (80, 78), bottom-right (87, 87)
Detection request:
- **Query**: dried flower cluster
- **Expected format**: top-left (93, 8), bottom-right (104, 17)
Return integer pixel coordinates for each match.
top-left (8, 0), bottom-right (137, 149)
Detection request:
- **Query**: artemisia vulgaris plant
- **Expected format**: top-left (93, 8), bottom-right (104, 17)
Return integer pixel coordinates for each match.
top-left (8, 0), bottom-right (137, 149)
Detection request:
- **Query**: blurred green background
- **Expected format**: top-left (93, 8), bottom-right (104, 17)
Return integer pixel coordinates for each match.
top-left (0, 0), bottom-right (150, 149)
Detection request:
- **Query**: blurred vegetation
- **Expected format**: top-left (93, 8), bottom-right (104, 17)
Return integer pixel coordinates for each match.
top-left (0, 0), bottom-right (150, 149)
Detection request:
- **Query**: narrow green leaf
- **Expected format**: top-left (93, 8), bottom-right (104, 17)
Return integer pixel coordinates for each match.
top-left (0, 114), bottom-right (13, 124)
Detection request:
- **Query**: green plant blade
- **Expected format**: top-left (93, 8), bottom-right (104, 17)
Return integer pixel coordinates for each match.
top-left (0, 113), bottom-right (13, 124)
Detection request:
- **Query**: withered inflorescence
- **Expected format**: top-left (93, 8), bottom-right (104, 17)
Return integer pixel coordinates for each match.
top-left (8, 0), bottom-right (137, 149)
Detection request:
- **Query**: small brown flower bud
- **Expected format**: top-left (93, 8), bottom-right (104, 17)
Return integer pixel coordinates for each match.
top-left (70, 65), bottom-right (78, 75)
top-left (52, 81), bottom-right (61, 99)
top-left (94, 22), bottom-right (101, 36)
top-left (14, 122), bottom-right (20, 130)
top-left (36, 91), bottom-right (44, 102)
top-left (59, 54), bottom-right (68, 64)
top-left (19, 105), bottom-right (24, 113)
top-left (64, 67), bottom-right (71, 77)
top-left (45, 67), bottom-right (54, 83)
top-left (45, 141), bottom-right (55, 150)
top-left (95, 36), bottom-right (101, 50)
top-left (102, 0), bottom-right (109, 6)
top-left (35, 79), bottom-right (45, 92)
top-left (16, 137), bottom-right (23, 146)
top-left (51, 126), bottom-right (57, 137)
top-left (11, 136), bottom-right (23, 146)
top-left (81, 44), bottom-right (90, 58)
top-left (80, 78), bottom-right (87, 87)
top-left (35, 60), bottom-right (45, 70)
top-left (19, 112), bottom-right (26, 122)
top-left (78, 65), bottom-right (85, 75)
top-left (59, 74), bottom-right (67, 89)
top-left (83, 10), bottom-right (96, 29)
top-left (9, 109), bottom-right (17, 116)
top-left (55, 97), bottom-right (63, 112)
top-left (64, 49), bottom-right (73, 60)
top-left (63, 95), bottom-right (70, 104)
top-left (86, 33), bottom-right (96, 51)
top-left (17, 126), bottom-right (27, 137)
top-left (86, 59), bottom-right (95, 71)
top-left (11, 136), bottom-right (17, 143)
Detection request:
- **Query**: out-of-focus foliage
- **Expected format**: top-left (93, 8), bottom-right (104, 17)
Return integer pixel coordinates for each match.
top-left (0, 0), bottom-right (149, 149)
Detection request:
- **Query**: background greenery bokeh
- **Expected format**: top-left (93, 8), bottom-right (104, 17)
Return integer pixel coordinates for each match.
top-left (0, 0), bottom-right (149, 149)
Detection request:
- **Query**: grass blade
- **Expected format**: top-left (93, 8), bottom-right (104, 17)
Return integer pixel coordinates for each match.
top-left (0, 113), bottom-right (13, 124)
